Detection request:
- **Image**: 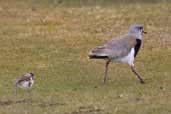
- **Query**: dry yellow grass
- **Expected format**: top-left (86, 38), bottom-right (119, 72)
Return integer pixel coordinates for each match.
top-left (0, 1), bottom-right (170, 114)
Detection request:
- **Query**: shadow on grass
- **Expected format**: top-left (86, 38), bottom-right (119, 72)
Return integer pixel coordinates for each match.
top-left (0, 99), bottom-right (65, 107)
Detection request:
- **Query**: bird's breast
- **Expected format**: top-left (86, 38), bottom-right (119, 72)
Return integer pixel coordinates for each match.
top-left (117, 48), bottom-right (135, 66)
top-left (134, 39), bottom-right (141, 57)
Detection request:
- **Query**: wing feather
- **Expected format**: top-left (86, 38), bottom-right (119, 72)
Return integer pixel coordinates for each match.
top-left (17, 73), bottom-right (32, 83)
top-left (89, 34), bottom-right (137, 59)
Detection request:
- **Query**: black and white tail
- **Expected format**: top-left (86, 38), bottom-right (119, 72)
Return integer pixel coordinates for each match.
top-left (89, 46), bottom-right (109, 59)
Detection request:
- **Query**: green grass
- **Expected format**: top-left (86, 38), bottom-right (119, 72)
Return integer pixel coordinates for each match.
top-left (0, 1), bottom-right (170, 114)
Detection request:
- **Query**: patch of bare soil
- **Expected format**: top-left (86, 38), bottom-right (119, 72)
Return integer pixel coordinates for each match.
top-left (0, 100), bottom-right (13, 106)
top-left (0, 99), bottom-right (65, 108)
top-left (38, 101), bottom-right (65, 108)
top-left (64, 106), bottom-right (112, 114)
top-left (0, 99), bottom-right (31, 106)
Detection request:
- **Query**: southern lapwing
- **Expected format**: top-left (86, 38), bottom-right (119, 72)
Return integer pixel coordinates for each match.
top-left (89, 24), bottom-right (147, 84)
top-left (15, 72), bottom-right (35, 95)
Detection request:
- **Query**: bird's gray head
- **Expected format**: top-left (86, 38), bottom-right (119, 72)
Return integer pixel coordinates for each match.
top-left (128, 24), bottom-right (146, 40)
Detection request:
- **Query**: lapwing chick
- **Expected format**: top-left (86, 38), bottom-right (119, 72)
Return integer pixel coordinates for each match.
top-left (15, 72), bottom-right (35, 95)
top-left (89, 24), bottom-right (147, 84)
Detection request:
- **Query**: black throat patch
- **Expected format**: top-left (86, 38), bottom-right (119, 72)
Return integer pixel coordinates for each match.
top-left (134, 39), bottom-right (141, 57)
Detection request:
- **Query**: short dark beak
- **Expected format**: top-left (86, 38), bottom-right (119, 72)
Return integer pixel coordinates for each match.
top-left (143, 30), bottom-right (147, 34)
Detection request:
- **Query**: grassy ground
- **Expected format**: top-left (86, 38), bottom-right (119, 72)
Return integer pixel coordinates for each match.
top-left (0, 1), bottom-right (170, 114)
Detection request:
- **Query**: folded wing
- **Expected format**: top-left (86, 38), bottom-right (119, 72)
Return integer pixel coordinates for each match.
top-left (89, 35), bottom-right (137, 59)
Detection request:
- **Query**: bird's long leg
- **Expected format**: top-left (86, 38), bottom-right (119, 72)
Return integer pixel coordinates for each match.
top-left (103, 59), bottom-right (111, 84)
top-left (27, 81), bottom-right (33, 97)
top-left (15, 83), bottom-right (18, 96)
top-left (27, 89), bottom-right (32, 97)
top-left (131, 66), bottom-right (145, 84)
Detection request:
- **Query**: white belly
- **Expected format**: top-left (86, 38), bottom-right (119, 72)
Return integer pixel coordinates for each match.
top-left (19, 80), bottom-right (34, 89)
top-left (118, 48), bottom-right (135, 66)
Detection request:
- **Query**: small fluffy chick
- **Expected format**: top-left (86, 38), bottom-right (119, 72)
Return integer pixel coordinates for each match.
top-left (15, 72), bottom-right (35, 95)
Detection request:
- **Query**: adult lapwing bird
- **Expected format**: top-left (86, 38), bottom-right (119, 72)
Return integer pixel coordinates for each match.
top-left (15, 72), bottom-right (35, 95)
top-left (89, 24), bottom-right (147, 84)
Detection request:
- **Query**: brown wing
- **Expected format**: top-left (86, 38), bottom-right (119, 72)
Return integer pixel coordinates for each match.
top-left (17, 73), bottom-right (31, 83)
top-left (89, 34), bottom-right (137, 59)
